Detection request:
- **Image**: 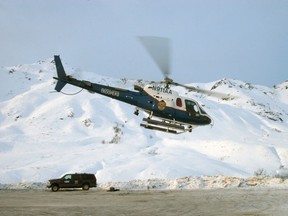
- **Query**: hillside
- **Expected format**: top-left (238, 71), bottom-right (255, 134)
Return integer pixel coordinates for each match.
top-left (0, 58), bottom-right (287, 184)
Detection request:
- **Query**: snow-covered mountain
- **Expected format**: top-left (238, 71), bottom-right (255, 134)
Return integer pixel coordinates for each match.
top-left (0, 58), bottom-right (287, 184)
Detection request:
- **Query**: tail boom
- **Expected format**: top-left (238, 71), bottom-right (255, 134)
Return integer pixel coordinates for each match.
top-left (52, 55), bottom-right (140, 107)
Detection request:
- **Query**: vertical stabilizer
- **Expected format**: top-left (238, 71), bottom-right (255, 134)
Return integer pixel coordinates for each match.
top-left (54, 55), bottom-right (67, 78)
top-left (54, 55), bottom-right (67, 92)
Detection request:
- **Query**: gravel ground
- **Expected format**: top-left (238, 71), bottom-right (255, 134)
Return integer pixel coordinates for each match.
top-left (0, 188), bottom-right (287, 216)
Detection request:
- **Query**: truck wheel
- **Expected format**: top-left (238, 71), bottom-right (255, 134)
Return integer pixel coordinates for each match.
top-left (51, 184), bottom-right (59, 192)
top-left (82, 184), bottom-right (90, 190)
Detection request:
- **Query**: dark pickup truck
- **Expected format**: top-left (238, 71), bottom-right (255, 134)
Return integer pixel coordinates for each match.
top-left (47, 173), bottom-right (97, 192)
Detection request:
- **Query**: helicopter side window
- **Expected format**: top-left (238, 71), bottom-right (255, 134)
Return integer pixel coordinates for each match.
top-left (176, 98), bottom-right (182, 107)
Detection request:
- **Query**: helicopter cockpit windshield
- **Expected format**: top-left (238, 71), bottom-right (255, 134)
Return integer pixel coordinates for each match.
top-left (185, 100), bottom-right (206, 116)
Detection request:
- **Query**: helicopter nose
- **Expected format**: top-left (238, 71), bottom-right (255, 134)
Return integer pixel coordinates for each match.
top-left (204, 116), bottom-right (212, 125)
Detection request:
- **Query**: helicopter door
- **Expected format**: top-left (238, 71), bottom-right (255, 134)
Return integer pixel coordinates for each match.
top-left (185, 100), bottom-right (199, 116)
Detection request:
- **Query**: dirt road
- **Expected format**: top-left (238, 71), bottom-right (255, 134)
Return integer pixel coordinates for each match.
top-left (0, 188), bottom-right (287, 216)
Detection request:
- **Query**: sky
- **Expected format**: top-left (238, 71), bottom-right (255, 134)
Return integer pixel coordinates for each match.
top-left (0, 0), bottom-right (287, 86)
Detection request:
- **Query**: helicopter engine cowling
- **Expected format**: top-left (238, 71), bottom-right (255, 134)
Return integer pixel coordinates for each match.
top-left (134, 85), bottom-right (144, 92)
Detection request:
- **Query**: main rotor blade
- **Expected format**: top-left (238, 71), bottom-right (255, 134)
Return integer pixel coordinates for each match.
top-left (138, 36), bottom-right (171, 79)
top-left (173, 82), bottom-right (234, 99)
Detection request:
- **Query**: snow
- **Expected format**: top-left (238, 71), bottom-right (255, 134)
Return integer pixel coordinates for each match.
top-left (1, 176), bottom-right (288, 191)
top-left (0, 58), bottom-right (288, 188)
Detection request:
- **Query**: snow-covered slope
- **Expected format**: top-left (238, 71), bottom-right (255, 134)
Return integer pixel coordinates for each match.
top-left (0, 59), bottom-right (287, 184)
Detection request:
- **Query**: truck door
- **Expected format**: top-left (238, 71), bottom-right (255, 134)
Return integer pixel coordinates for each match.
top-left (73, 174), bottom-right (81, 187)
top-left (62, 174), bottom-right (73, 188)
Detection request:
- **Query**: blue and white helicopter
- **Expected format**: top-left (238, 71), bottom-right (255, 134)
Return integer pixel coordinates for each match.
top-left (53, 37), bottom-right (226, 134)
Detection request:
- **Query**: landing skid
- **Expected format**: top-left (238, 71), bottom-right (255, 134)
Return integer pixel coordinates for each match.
top-left (140, 118), bottom-right (193, 134)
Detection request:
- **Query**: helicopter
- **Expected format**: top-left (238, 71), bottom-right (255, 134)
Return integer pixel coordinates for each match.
top-left (53, 37), bottom-right (227, 134)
